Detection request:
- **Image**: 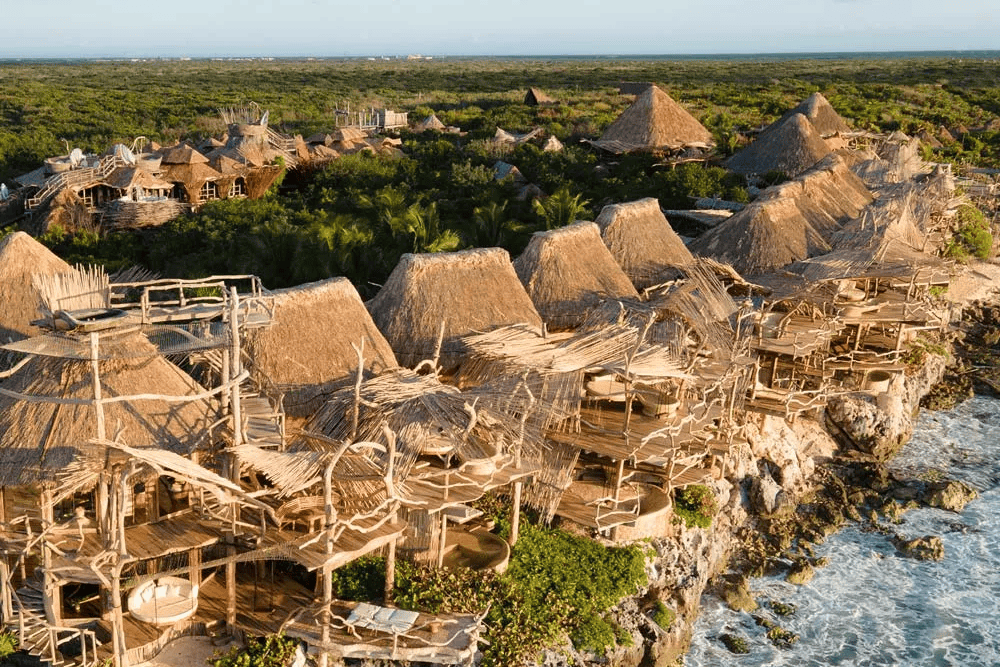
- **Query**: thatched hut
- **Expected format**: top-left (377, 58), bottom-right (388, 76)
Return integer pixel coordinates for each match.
top-left (773, 92), bottom-right (851, 137)
top-left (595, 198), bottom-right (695, 289)
top-left (524, 88), bottom-right (555, 106)
top-left (366, 248), bottom-right (543, 370)
top-left (590, 85), bottom-right (714, 153)
top-left (514, 222), bottom-right (639, 330)
top-left (0, 232), bottom-right (73, 344)
top-left (0, 332), bottom-right (215, 485)
top-left (726, 113), bottom-right (832, 178)
top-left (414, 114), bottom-right (446, 132)
top-left (246, 277), bottom-right (398, 417)
top-left (158, 143), bottom-right (209, 166)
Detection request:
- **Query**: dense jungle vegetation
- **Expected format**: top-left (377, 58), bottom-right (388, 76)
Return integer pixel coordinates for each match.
top-left (2, 56), bottom-right (999, 293)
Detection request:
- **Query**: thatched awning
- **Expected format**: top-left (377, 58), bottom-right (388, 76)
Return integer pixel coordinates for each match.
top-left (514, 221), bottom-right (639, 330)
top-left (366, 248), bottom-right (543, 370)
top-left (590, 85), bottom-right (714, 153)
top-left (595, 198), bottom-right (694, 289)
top-left (247, 277), bottom-right (398, 417)
top-left (102, 166), bottom-right (174, 192)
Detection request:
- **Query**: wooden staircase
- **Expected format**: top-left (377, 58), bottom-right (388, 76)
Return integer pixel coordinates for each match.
top-left (26, 155), bottom-right (125, 211)
top-left (195, 349), bottom-right (286, 449)
top-left (7, 571), bottom-right (100, 667)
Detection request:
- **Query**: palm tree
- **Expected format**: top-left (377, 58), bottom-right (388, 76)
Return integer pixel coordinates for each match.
top-left (470, 200), bottom-right (518, 247)
top-left (531, 186), bottom-right (591, 230)
top-left (402, 201), bottom-right (461, 254)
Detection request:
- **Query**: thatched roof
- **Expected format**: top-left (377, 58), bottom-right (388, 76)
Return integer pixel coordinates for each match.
top-left (524, 88), bottom-right (555, 105)
top-left (513, 222), bottom-right (639, 330)
top-left (306, 132), bottom-right (334, 146)
top-left (773, 92), bottom-right (851, 137)
top-left (158, 143), bottom-right (209, 165)
top-left (595, 198), bottom-right (695, 289)
top-left (591, 85), bottom-right (714, 153)
top-left (543, 135), bottom-right (564, 152)
top-left (414, 114), bottom-right (446, 132)
top-left (102, 166), bottom-right (174, 192)
top-left (726, 113), bottom-right (832, 178)
top-left (0, 332), bottom-right (215, 485)
top-left (366, 248), bottom-right (544, 370)
top-left (160, 162), bottom-right (223, 189)
top-left (0, 232), bottom-right (73, 344)
top-left (334, 127), bottom-right (367, 143)
top-left (247, 278), bottom-right (398, 417)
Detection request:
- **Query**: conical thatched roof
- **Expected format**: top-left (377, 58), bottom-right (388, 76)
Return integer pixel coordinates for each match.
top-left (0, 333), bottom-right (215, 485)
top-left (158, 143), bottom-right (209, 165)
top-left (774, 92), bottom-right (850, 137)
top-left (0, 232), bottom-right (73, 344)
top-left (691, 155), bottom-right (871, 276)
top-left (306, 132), bottom-right (334, 146)
top-left (595, 198), bottom-right (695, 289)
top-left (592, 85), bottom-right (714, 153)
top-left (414, 114), bottom-right (446, 132)
top-left (514, 222), bottom-right (640, 331)
top-left (247, 278), bottom-right (398, 417)
top-left (543, 135), bottom-right (564, 152)
top-left (726, 113), bottom-right (832, 178)
top-left (524, 88), bottom-right (555, 106)
top-left (102, 166), bottom-right (174, 192)
top-left (366, 248), bottom-right (544, 370)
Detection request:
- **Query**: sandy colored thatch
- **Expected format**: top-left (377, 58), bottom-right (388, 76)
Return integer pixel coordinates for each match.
top-left (310, 144), bottom-right (340, 161)
top-left (158, 143), bottom-right (209, 165)
top-left (0, 332), bottom-right (215, 485)
top-left (774, 92), bottom-right (851, 137)
top-left (0, 232), bottom-right (73, 343)
top-left (591, 85), bottom-right (714, 153)
top-left (103, 166), bottom-right (174, 193)
top-left (366, 248), bottom-right (543, 370)
top-left (726, 113), bottom-right (832, 178)
top-left (306, 132), bottom-right (334, 146)
top-left (543, 135), bottom-right (564, 152)
top-left (247, 277), bottom-right (398, 417)
top-left (514, 222), bottom-right (639, 330)
top-left (524, 88), bottom-right (555, 106)
top-left (414, 114), bottom-right (446, 132)
top-left (595, 198), bottom-right (695, 289)
top-left (334, 127), bottom-right (367, 143)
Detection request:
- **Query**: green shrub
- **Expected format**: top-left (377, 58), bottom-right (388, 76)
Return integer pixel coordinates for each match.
top-left (210, 634), bottom-right (298, 667)
top-left (651, 601), bottom-right (676, 629)
top-left (0, 629), bottom-right (17, 660)
top-left (328, 555), bottom-right (386, 601)
top-left (673, 485), bottom-right (718, 529)
top-left (945, 204), bottom-right (993, 262)
top-left (571, 613), bottom-right (617, 652)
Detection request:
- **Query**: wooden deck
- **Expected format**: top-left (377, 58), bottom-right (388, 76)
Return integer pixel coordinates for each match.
top-left (400, 459), bottom-right (538, 513)
top-left (255, 520), bottom-right (406, 572)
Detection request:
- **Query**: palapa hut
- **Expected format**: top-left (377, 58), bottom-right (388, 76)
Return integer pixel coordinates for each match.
top-left (726, 113), bottom-right (832, 178)
top-left (589, 85), bottom-right (714, 153)
top-left (595, 198), bottom-right (695, 289)
top-left (0, 330), bottom-right (215, 485)
top-left (524, 87), bottom-right (555, 106)
top-left (772, 92), bottom-right (851, 137)
top-left (247, 277), bottom-right (398, 417)
top-left (158, 144), bottom-right (224, 204)
top-left (414, 114), bottom-right (446, 132)
top-left (366, 248), bottom-right (544, 370)
top-left (0, 232), bottom-right (73, 344)
top-left (514, 221), bottom-right (640, 330)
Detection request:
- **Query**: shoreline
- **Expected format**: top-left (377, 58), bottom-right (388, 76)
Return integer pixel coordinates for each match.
top-left (549, 260), bottom-right (1000, 667)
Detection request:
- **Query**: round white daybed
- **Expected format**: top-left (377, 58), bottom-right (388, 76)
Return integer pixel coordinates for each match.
top-left (127, 576), bottom-right (199, 625)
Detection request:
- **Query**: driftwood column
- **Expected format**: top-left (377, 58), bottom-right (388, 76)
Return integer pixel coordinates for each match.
top-left (226, 287), bottom-right (242, 636)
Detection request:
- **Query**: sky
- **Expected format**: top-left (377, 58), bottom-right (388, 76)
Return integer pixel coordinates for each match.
top-left (1, 0), bottom-right (998, 58)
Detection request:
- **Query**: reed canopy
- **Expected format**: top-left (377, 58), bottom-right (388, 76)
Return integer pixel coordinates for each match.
top-left (0, 232), bottom-right (73, 343)
top-left (366, 248), bottom-right (543, 370)
top-left (590, 85), bottom-right (714, 153)
top-left (595, 198), bottom-right (695, 289)
top-left (726, 113), bottom-right (832, 179)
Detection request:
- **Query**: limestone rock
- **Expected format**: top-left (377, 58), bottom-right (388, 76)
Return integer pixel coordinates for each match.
top-left (751, 470), bottom-right (784, 515)
top-left (718, 575), bottom-right (757, 612)
top-left (923, 480), bottom-right (978, 513)
top-left (785, 562), bottom-right (815, 585)
top-left (892, 534), bottom-right (945, 561)
top-left (825, 392), bottom-right (912, 461)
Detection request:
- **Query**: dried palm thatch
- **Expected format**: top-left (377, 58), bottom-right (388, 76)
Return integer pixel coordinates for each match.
top-left (595, 198), bottom-right (694, 289)
top-left (514, 222), bottom-right (640, 330)
top-left (309, 144), bottom-right (340, 162)
top-left (160, 162), bottom-right (223, 203)
top-left (158, 143), bottom-right (209, 165)
top-left (366, 248), bottom-right (543, 370)
top-left (33, 264), bottom-right (108, 319)
top-left (590, 85), bottom-right (714, 153)
top-left (102, 166), bottom-right (174, 194)
top-left (769, 92), bottom-right (851, 137)
top-left (0, 232), bottom-right (73, 343)
top-left (524, 88), bottom-right (555, 106)
top-left (245, 165), bottom-right (284, 200)
top-left (543, 135), bottom-right (564, 152)
top-left (246, 278), bottom-right (398, 417)
top-left (0, 332), bottom-right (216, 485)
top-left (414, 114), bottom-right (447, 132)
top-left (647, 260), bottom-right (739, 357)
top-left (726, 113), bottom-right (832, 178)
top-left (103, 199), bottom-right (185, 230)
top-left (334, 127), bottom-right (368, 143)
top-left (690, 155), bottom-right (872, 276)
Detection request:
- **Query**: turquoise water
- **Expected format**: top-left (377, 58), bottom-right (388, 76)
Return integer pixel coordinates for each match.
top-left (686, 396), bottom-right (1000, 666)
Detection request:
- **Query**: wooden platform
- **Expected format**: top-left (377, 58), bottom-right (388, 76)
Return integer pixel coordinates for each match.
top-left (400, 459), bottom-right (538, 513)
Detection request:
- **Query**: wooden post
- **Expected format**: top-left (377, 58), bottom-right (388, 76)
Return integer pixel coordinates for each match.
top-left (220, 349), bottom-right (230, 413)
top-left (90, 333), bottom-right (106, 442)
top-left (0, 487), bottom-right (9, 623)
top-left (225, 541), bottom-right (237, 635)
top-left (610, 459), bottom-right (626, 542)
top-left (383, 539), bottom-right (396, 605)
top-left (437, 511), bottom-right (448, 569)
top-left (189, 546), bottom-right (202, 589)
top-left (39, 488), bottom-right (60, 626)
top-left (110, 562), bottom-right (128, 667)
top-left (319, 460), bottom-right (336, 667)
top-left (509, 482), bottom-right (522, 547)
top-left (230, 287), bottom-right (243, 447)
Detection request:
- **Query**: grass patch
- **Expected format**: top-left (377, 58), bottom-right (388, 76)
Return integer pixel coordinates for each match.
top-left (673, 484), bottom-right (718, 529)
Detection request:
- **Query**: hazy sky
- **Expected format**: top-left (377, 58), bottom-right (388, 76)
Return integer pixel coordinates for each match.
top-left (1, 0), bottom-right (998, 58)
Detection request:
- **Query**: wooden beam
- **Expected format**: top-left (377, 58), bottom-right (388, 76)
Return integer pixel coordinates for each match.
top-left (90, 333), bottom-right (106, 441)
